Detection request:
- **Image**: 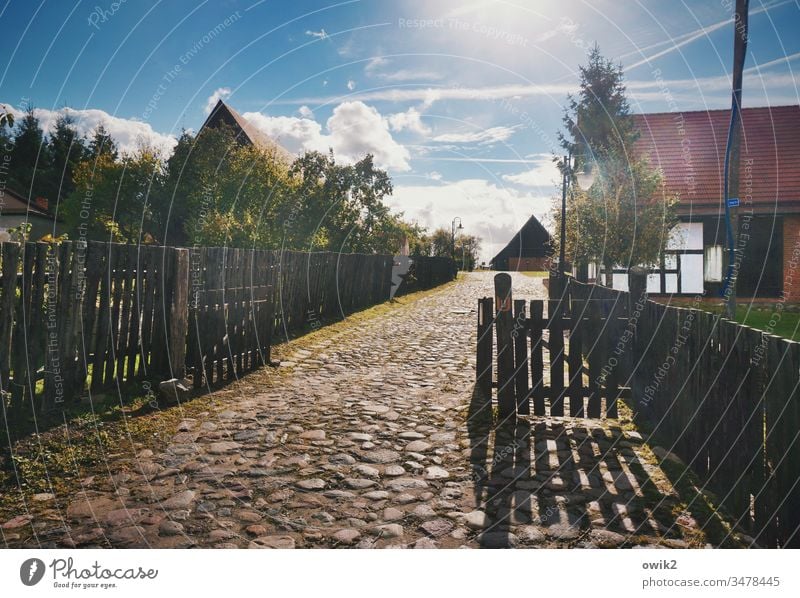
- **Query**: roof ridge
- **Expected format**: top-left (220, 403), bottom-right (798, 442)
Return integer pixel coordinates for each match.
top-left (632, 104), bottom-right (798, 118)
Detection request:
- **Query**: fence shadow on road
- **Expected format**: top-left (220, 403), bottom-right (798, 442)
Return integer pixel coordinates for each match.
top-left (465, 382), bottom-right (711, 547)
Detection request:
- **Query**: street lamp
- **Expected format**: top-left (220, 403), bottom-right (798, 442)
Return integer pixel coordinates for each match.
top-left (451, 216), bottom-right (463, 263)
top-left (558, 152), bottom-right (596, 276)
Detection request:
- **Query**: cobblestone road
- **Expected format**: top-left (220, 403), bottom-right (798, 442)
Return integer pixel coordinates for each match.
top-left (5, 272), bottom-right (710, 548)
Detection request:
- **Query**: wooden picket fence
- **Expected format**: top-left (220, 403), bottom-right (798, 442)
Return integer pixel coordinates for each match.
top-left (0, 240), bottom-right (455, 429)
top-left (476, 273), bottom-right (629, 420)
top-left (476, 271), bottom-right (800, 547)
top-left (0, 241), bottom-right (187, 422)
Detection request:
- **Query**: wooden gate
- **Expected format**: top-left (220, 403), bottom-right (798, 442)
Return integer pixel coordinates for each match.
top-left (476, 273), bottom-right (630, 420)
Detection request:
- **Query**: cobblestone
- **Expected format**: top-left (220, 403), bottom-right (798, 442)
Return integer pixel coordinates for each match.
top-left (3, 273), bottom-right (718, 548)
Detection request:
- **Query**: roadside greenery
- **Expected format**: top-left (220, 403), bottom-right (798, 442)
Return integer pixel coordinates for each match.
top-left (2, 106), bottom-right (448, 256)
top-left (554, 45), bottom-right (679, 284)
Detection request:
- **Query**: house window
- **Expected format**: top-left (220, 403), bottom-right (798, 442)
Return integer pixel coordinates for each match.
top-left (704, 245), bottom-right (723, 282)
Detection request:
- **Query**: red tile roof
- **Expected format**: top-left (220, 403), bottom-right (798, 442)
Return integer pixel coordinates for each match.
top-left (631, 105), bottom-right (800, 215)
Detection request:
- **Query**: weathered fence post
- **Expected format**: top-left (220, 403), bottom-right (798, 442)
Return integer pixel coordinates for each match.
top-left (513, 299), bottom-right (530, 415)
top-left (494, 273), bottom-right (516, 420)
top-left (627, 266), bottom-right (647, 409)
top-left (476, 297), bottom-right (493, 393)
top-left (168, 248), bottom-right (190, 380)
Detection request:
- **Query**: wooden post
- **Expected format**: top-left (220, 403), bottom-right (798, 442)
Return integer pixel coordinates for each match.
top-left (530, 300), bottom-right (545, 416)
top-left (568, 299), bottom-right (584, 417)
top-left (494, 273), bottom-right (516, 420)
top-left (513, 299), bottom-right (530, 415)
top-left (549, 296), bottom-right (565, 416)
top-left (167, 248), bottom-right (190, 380)
top-left (586, 299), bottom-right (602, 418)
top-left (476, 297), bottom-right (493, 393)
top-left (605, 299), bottom-right (621, 419)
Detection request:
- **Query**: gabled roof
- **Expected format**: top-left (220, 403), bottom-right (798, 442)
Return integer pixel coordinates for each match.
top-left (0, 187), bottom-right (51, 218)
top-left (491, 214), bottom-right (552, 264)
top-left (632, 105), bottom-right (800, 213)
top-left (199, 100), bottom-right (294, 165)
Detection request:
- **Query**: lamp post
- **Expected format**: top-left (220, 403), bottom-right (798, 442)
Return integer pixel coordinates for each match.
top-left (559, 151), bottom-right (596, 277)
top-left (451, 217), bottom-right (463, 263)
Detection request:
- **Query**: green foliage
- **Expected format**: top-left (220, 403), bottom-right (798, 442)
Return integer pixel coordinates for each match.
top-left (455, 234), bottom-right (481, 271)
top-left (45, 113), bottom-right (86, 203)
top-left (429, 227), bottom-right (452, 257)
top-left (63, 147), bottom-right (163, 243)
top-left (11, 105), bottom-right (436, 254)
top-left (554, 45), bottom-right (678, 282)
top-left (9, 106), bottom-right (49, 198)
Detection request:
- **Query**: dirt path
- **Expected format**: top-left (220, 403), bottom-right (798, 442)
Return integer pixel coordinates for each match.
top-left (2, 272), bottom-right (723, 548)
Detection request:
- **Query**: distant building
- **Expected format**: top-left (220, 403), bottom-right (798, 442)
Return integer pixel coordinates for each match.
top-left (491, 214), bottom-right (552, 271)
top-left (199, 99), bottom-right (294, 165)
top-left (600, 104), bottom-right (800, 299)
top-left (0, 187), bottom-right (55, 241)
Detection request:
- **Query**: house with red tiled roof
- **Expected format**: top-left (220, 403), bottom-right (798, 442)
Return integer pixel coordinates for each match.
top-left (608, 104), bottom-right (800, 299)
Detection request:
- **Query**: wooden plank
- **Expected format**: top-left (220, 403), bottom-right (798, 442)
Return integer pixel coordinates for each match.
top-left (586, 299), bottom-right (602, 419)
top-left (168, 247), bottom-right (190, 380)
top-left (91, 244), bottom-right (112, 391)
top-left (568, 298), bottom-right (584, 417)
top-left (10, 243), bottom-right (34, 416)
top-left (138, 245), bottom-right (157, 377)
top-left (0, 243), bottom-right (19, 396)
top-left (476, 297), bottom-right (493, 392)
top-left (115, 244), bottom-right (134, 383)
top-left (126, 244), bottom-right (142, 381)
top-left (605, 299), bottom-right (621, 419)
top-left (530, 300), bottom-right (545, 416)
top-left (28, 243), bottom-right (49, 411)
top-left (494, 273), bottom-right (515, 420)
top-left (548, 297), bottom-right (565, 416)
top-left (513, 299), bottom-right (529, 415)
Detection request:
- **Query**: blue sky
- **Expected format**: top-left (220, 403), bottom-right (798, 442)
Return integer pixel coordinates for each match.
top-left (2, 0), bottom-right (799, 259)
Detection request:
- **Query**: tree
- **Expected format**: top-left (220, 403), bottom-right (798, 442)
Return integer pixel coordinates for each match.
top-left (86, 124), bottom-right (118, 162)
top-left (9, 106), bottom-right (49, 198)
top-left (455, 234), bottom-right (481, 271)
top-left (555, 46), bottom-right (678, 285)
top-left (428, 227), bottom-right (452, 257)
top-left (46, 113), bottom-right (86, 203)
top-left (288, 151), bottom-right (402, 253)
top-left (64, 146), bottom-right (163, 243)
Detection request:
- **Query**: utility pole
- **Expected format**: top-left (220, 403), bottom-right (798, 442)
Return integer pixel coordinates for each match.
top-left (725, 0), bottom-right (749, 319)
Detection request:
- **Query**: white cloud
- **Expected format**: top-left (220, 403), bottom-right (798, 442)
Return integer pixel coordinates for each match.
top-left (387, 107), bottom-right (431, 135)
top-left (305, 28), bottom-right (328, 39)
top-left (204, 87), bottom-right (232, 114)
top-left (346, 80), bottom-right (356, 91)
top-left (242, 101), bottom-right (410, 171)
top-left (298, 105), bottom-right (314, 118)
top-left (389, 178), bottom-right (553, 262)
top-left (240, 111), bottom-right (325, 154)
top-left (7, 105), bottom-right (177, 156)
top-left (364, 57), bottom-right (442, 82)
top-left (502, 154), bottom-right (560, 187)
top-left (325, 101), bottom-right (410, 170)
top-left (277, 68), bottom-right (798, 110)
top-left (427, 171), bottom-right (442, 181)
top-left (433, 126), bottom-right (518, 145)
